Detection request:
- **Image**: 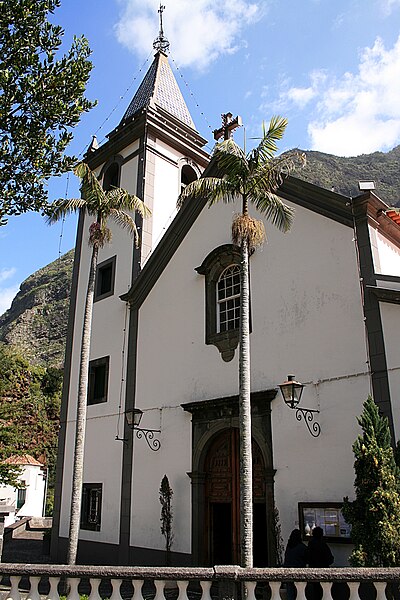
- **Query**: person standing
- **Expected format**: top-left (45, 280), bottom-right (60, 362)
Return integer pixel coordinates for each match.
top-left (284, 529), bottom-right (309, 600)
top-left (307, 526), bottom-right (334, 600)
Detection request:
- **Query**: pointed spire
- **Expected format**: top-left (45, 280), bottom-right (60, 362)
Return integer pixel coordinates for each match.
top-left (153, 4), bottom-right (170, 55)
top-left (85, 135), bottom-right (99, 154)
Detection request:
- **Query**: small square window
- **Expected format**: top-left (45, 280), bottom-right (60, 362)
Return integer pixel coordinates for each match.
top-left (81, 483), bottom-right (102, 531)
top-left (94, 256), bottom-right (116, 301)
top-left (88, 356), bottom-right (109, 405)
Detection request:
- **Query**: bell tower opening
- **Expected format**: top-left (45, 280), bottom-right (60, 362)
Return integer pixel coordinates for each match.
top-left (181, 164), bottom-right (198, 193)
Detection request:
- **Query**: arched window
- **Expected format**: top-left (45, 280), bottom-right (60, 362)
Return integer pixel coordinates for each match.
top-left (102, 162), bottom-right (120, 191)
top-left (217, 265), bottom-right (240, 333)
top-left (195, 244), bottom-right (248, 362)
top-left (181, 164), bottom-right (198, 193)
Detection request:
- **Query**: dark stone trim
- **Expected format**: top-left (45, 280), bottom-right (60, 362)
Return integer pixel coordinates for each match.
top-left (121, 147), bottom-right (141, 166)
top-left (80, 483), bottom-right (102, 531)
top-left (375, 273), bottom-right (400, 284)
top-left (87, 355), bottom-right (110, 406)
top-left (279, 176), bottom-right (353, 228)
top-left (51, 210), bottom-right (85, 562)
top-left (119, 134), bottom-right (147, 570)
top-left (182, 389), bottom-right (277, 566)
top-left (118, 308), bottom-right (139, 565)
top-left (368, 285), bottom-right (400, 305)
top-left (352, 196), bottom-right (395, 439)
top-left (147, 144), bottom-right (179, 167)
top-left (87, 108), bottom-right (209, 174)
top-left (118, 127), bottom-right (147, 565)
top-left (94, 255), bottom-right (117, 302)
top-left (2, 561), bottom-right (400, 581)
top-left (43, 536), bottom-right (193, 567)
top-left (196, 244), bottom-right (242, 361)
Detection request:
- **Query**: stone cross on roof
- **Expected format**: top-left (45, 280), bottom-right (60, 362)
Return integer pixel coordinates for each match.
top-left (213, 113), bottom-right (243, 141)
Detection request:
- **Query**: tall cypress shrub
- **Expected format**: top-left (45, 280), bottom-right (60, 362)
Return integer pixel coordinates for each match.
top-left (343, 396), bottom-right (400, 566)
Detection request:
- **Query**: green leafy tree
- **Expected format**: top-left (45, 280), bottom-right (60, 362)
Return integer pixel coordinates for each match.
top-left (47, 162), bottom-right (150, 565)
top-left (178, 116), bottom-right (301, 567)
top-left (0, 464), bottom-right (22, 487)
top-left (343, 395), bottom-right (400, 566)
top-left (159, 474), bottom-right (174, 565)
top-left (0, 0), bottom-right (95, 225)
top-left (0, 343), bottom-right (62, 487)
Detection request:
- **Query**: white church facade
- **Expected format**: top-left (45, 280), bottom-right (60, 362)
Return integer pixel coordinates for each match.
top-left (51, 32), bottom-right (400, 567)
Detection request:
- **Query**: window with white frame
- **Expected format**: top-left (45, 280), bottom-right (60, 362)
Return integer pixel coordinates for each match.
top-left (217, 265), bottom-right (241, 332)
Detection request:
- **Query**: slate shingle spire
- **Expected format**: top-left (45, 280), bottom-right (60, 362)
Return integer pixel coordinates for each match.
top-left (120, 5), bottom-right (195, 129)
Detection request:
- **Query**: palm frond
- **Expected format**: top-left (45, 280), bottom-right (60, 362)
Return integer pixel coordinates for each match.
top-left (45, 197), bottom-right (87, 224)
top-left (177, 177), bottom-right (238, 208)
top-left (213, 138), bottom-right (249, 176)
top-left (105, 188), bottom-right (151, 219)
top-left (74, 161), bottom-right (106, 212)
top-left (250, 191), bottom-right (294, 233)
top-left (249, 116), bottom-right (288, 165)
top-left (109, 209), bottom-right (140, 245)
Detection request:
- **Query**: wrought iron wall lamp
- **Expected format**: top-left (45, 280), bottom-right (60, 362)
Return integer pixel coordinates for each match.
top-left (115, 408), bottom-right (161, 451)
top-left (278, 375), bottom-right (321, 437)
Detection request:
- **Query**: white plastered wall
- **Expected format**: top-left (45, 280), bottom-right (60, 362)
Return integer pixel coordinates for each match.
top-left (370, 226), bottom-right (400, 276)
top-left (133, 198), bottom-right (370, 563)
top-left (0, 465), bottom-right (46, 526)
top-left (59, 154), bottom-right (139, 543)
top-left (380, 302), bottom-right (400, 440)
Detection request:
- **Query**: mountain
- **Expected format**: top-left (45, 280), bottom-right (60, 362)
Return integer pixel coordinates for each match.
top-left (297, 145), bottom-right (400, 206)
top-left (0, 250), bottom-right (74, 368)
top-left (0, 146), bottom-right (399, 369)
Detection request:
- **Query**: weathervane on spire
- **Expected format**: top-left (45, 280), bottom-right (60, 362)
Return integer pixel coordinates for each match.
top-left (153, 3), bottom-right (170, 54)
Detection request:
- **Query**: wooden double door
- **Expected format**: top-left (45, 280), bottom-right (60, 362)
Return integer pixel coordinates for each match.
top-left (204, 428), bottom-right (268, 566)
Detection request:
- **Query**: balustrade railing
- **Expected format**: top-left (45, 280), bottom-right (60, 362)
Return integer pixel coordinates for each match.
top-left (0, 565), bottom-right (399, 600)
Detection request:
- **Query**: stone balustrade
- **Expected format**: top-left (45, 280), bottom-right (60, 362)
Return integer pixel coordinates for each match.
top-left (0, 565), bottom-right (399, 600)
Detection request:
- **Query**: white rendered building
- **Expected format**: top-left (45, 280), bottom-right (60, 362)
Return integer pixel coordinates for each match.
top-left (0, 455), bottom-right (47, 527)
top-left (52, 37), bottom-right (400, 567)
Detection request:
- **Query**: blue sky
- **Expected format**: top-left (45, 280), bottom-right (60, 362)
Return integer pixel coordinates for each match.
top-left (1, 0), bottom-right (400, 314)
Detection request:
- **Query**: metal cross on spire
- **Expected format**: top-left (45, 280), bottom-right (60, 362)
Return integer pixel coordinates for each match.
top-left (153, 3), bottom-right (170, 54)
top-left (213, 112), bottom-right (243, 141)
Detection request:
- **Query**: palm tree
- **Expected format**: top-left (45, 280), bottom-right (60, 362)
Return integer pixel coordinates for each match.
top-left (47, 162), bottom-right (150, 565)
top-left (178, 116), bottom-right (301, 567)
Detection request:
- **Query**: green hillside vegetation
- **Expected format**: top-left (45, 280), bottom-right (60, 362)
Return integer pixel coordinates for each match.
top-left (299, 145), bottom-right (400, 206)
top-left (0, 249), bottom-right (74, 367)
top-left (0, 343), bottom-right (62, 510)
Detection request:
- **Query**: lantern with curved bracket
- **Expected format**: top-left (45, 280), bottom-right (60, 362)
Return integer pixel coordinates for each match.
top-left (278, 375), bottom-right (321, 438)
top-left (115, 408), bottom-right (161, 451)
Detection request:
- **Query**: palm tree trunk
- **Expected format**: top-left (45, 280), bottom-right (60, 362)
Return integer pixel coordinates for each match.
top-left (67, 243), bottom-right (98, 565)
top-left (239, 235), bottom-right (253, 568)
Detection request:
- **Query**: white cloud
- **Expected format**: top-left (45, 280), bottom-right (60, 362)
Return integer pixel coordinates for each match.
top-left (0, 268), bottom-right (18, 315)
top-left (0, 284), bottom-right (18, 316)
top-left (115, 0), bottom-right (265, 70)
top-left (279, 36), bottom-right (400, 156)
top-left (0, 267), bottom-right (16, 284)
top-left (286, 86), bottom-right (315, 108)
top-left (380, 0), bottom-right (400, 15)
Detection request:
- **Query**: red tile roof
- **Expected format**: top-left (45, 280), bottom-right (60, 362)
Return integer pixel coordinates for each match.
top-left (4, 454), bottom-right (44, 466)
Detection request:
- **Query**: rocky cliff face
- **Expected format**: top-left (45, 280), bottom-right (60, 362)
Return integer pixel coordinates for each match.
top-left (0, 250), bottom-right (74, 367)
